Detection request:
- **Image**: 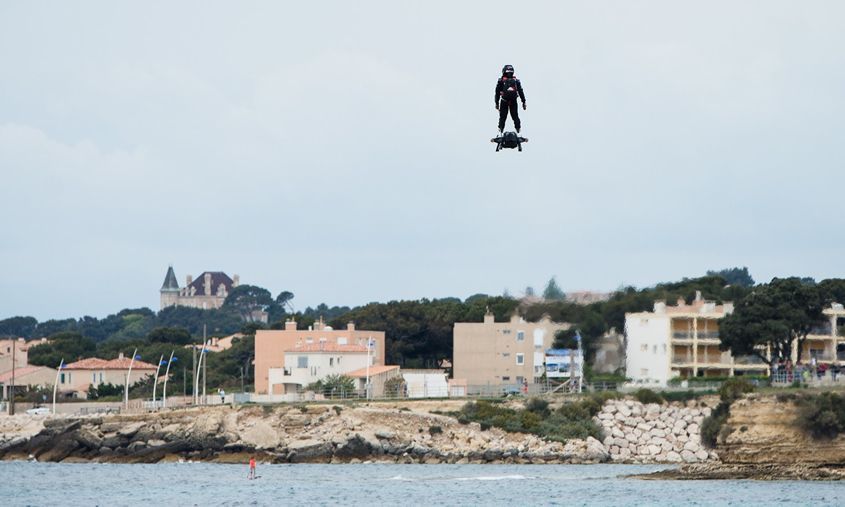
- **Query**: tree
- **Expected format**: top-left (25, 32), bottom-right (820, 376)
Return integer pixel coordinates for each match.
top-left (147, 327), bottom-right (192, 345)
top-left (720, 278), bottom-right (824, 365)
top-left (0, 316), bottom-right (38, 338)
top-left (542, 277), bottom-right (565, 300)
top-left (223, 285), bottom-right (273, 322)
top-left (310, 374), bottom-right (355, 396)
top-left (27, 332), bottom-right (96, 367)
top-left (706, 267), bottom-right (755, 288)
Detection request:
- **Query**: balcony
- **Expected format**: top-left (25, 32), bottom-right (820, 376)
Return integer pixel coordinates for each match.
top-left (672, 332), bottom-right (692, 340)
top-left (734, 355), bottom-right (766, 365)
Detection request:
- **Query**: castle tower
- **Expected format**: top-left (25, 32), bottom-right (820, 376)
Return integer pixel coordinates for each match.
top-left (160, 266), bottom-right (181, 310)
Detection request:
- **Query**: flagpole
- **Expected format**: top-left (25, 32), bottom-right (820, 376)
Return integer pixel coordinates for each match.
top-left (125, 348), bottom-right (137, 410)
top-left (52, 358), bottom-right (64, 415)
top-left (365, 336), bottom-right (372, 400)
top-left (152, 354), bottom-right (163, 409)
top-left (163, 351), bottom-right (175, 409)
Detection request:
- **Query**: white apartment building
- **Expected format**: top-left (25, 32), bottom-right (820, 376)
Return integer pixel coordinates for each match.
top-left (268, 343), bottom-right (372, 394)
top-left (625, 292), bottom-right (767, 386)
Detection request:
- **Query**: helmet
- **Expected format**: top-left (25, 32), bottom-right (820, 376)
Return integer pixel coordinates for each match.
top-left (502, 65), bottom-right (515, 78)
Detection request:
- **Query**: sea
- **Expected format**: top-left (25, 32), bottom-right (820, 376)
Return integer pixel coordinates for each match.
top-left (0, 462), bottom-right (842, 506)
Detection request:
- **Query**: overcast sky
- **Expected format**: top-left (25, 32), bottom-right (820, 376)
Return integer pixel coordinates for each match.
top-left (2, 1), bottom-right (844, 321)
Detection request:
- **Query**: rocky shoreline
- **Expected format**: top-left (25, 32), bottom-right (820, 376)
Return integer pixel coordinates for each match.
top-left (0, 402), bottom-right (609, 465)
top-left (631, 463), bottom-right (845, 481)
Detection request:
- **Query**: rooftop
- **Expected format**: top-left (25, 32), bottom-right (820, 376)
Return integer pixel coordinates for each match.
top-left (64, 357), bottom-right (158, 370)
top-left (344, 365), bottom-right (400, 378)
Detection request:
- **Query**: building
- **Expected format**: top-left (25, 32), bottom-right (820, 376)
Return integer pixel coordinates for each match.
top-left (0, 366), bottom-right (57, 400)
top-left (625, 292), bottom-right (767, 386)
top-left (802, 303), bottom-right (845, 365)
top-left (254, 318), bottom-right (385, 394)
top-left (60, 354), bottom-right (158, 398)
top-left (401, 369), bottom-right (449, 398)
top-left (452, 311), bottom-right (570, 387)
top-left (0, 338), bottom-right (48, 374)
top-left (268, 343), bottom-right (372, 394)
top-left (160, 266), bottom-right (240, 311)
top-left (345, 365), bottom-right (402, 398)
top-left (564, 290), bottom-right (613, 305)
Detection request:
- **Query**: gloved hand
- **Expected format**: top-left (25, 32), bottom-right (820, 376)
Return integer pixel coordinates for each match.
top-left (522, 102), bottom-right (527, 110)
top-left (495, 103), bottom-right (499, 110)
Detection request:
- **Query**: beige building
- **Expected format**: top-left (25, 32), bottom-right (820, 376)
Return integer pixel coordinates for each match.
top-left (254, 318), bottom-right (385, 394)
top-left (625, 293), bottom-right (768, 386)
top-left (801, 303), bottom-right (845, 365)
top-left (0, 365), bottom-right (57, 400)
top-left (0, 338), bottom-right (49, 374)
top-left (60, 355), bottom-right (157, 397)
top-left (453, 311), bottom-right (570, 386)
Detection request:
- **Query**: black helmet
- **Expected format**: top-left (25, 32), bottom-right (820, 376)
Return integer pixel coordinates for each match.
top-left (502, 65), bottom-right (515, 77)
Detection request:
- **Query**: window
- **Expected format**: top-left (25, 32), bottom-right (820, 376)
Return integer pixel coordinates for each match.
top-left (329, 358), bottom-right (334, 366)
top-left (640, 368), bottom-right (649, 377)
top-left (60, 373), bottom-right (65, 384)
top-left (516, 353), bottom-right (525, 365)
top-left (305, 337), bottom-right (313, 344)
top-left (92, 373), bottom-right (96, 383)
top-left (337, 337), bottom-right (348, 345)
top-left (502, 376), bottom-right (511, 381)
top-left (640, 344), bottom-right (648, 352)
top-left (502, 352), bottom-right (511, 358)
top-left (297, 356), bottom-right (308, 368)
top-left (652, 345), bottom-right (657, 354)
top-left (99, 372), bottom-right (103, 383)
top-left (516, 331), bottom-right (525, 341)
top-left (502, 329), bottom-right (511, 334)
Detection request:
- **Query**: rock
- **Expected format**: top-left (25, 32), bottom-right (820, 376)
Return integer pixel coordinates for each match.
top-left (648, 444), bottom-right (661, 456)
top-left (695, 450), bottom-right (709, 461)
top-left (681, 449), bottom-right (697, 463)
top-left (74, 428), bottom-right (103, 450)
top-left (687, 423), bottom-right (700, 434)
top-left (617, 405), bottom-right (632, 417)
top-left (375, 430), bottom-right (396, 440)
top-left (636, 423), bottom-right (651, 432)
top-left (649, 429), bottom-right (666, 438)
top-left (683, 441), bottom-right (700, 452)
top-left (611, 427), bottom-right (625, 438)
top-left (117, 422), bottom-right (145, 438)
top-left (665, 451), bottom-right (682, 462)
top-left (584, 437), bottom-right (609, 462)
top-left (287, 439), bottom-right (332, 462)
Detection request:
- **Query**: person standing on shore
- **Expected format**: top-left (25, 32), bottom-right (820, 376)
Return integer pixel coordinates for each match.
top-left (248, 456), bottom-right (256, 479)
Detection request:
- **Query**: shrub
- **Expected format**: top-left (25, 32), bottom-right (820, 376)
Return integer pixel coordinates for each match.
top-left (479, 422), bottom-right (491, 431)
top-left (633, 388), bottom-right (664, 405)
top-left (662, 390), bottom-right (716, 403)
top-left (701, 402), bottom-right (730, 448)
top-left (332, 405), bottom-right (342, 416)
top-left (524, 397), bottom-right (550, 417)
top-left (718, 377), bottom-right (755, 403)
top-left (796, 392), bottom-right (845, 439)
top-left (429, 425), bottom-right (443, 435)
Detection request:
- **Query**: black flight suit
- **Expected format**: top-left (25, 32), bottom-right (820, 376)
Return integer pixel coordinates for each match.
top-left (495, 77), bottom-right (526, 132)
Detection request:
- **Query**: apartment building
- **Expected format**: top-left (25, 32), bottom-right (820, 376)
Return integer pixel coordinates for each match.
top-left (625, 292), bottom-right (767, 386)
top-left (452, 311), bottom-right (570, 386)
top-left (268, 343), bottom-right (372, 394)
top-left (802, 303), bottom-right (845, 365)
top-left (254, 318), bottom-right (385, 394)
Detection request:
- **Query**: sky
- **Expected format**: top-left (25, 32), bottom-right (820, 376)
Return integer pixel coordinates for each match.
top-left (1, 1), bottom-right (844, 321)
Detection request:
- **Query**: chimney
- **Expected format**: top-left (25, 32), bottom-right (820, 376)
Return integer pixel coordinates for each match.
top-left (204, 273), bottom-right (212, 295)
top-left (186, 274), bottom-right (193, 286)
top-left (233, 274), bottom-right (240, 287)
top-left (654, 301), bottom-right (666, 313)
top-left (285, 319), bottom-right (297, 331)
top-left (347, 321), bottom-right (355, 331)
top-left (695, 290), bottom-right (702, 302)
top-left (483, 308), bottom-right (494, 324)
top-left (119, 352), bottom-right (124, 360)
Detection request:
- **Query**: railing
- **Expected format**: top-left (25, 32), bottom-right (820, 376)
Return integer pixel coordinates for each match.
top-left (671, 356), bottom-right (693, 365)
top-left (672, 332), bottom-right (692, 339)
top-left (699, 331), bottom-right (720, 340)
top-left (734, 355), bottom-right (766, 365)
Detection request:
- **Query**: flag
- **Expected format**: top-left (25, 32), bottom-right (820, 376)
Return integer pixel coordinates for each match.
top-left (160, 360), bottom-right (168, 366)
top-left (171, 357), bottom-right (178, 362)
top-left (368, 338), bottom-right (376, 349)
top-left (134, 354), bottom-right (142, 360)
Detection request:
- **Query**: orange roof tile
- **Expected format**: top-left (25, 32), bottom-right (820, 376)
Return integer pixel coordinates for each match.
top-left (64, 357), bottom-right (157, 370)
top-left (344, 365), bottom-right (400, 378)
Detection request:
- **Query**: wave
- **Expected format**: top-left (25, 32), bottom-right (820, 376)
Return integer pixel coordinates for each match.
top-left (454, 474), bottom-right (532, 481)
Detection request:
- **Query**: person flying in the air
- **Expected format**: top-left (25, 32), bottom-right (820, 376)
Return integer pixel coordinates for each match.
top-left (495, 65), bottom-right (526, 134)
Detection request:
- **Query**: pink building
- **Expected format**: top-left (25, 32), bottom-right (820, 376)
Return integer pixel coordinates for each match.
top-left (254, 318), bottom-right (385, 394)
